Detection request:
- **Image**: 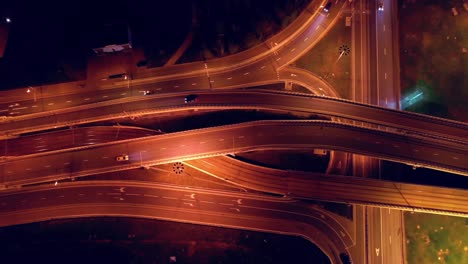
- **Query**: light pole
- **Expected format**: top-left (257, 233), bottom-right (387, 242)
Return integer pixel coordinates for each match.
top-left (27, 86), bottom-right (36, 102)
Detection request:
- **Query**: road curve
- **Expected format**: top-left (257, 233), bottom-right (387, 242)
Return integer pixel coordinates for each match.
top-left (1, 90), bottom-right (467, 144)
top-left (1, 120), bottom-right (467, 189)
top-left (185, 156), bottom-right (468, 217)
top-left (0, 180), bottom-right (352, 263)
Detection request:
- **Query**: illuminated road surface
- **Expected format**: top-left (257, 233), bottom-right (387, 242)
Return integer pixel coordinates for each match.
top-left (0, 180), bottom-right (352, 263)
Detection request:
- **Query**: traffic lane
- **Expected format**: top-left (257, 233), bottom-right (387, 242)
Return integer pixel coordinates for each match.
top-left (0, 126), bottom-right (158, 156)
top-left (0, 0), bottom-right (328, 116)
top-left (185, 156), bottom-right (468, 214)
top-left (368, 208), bottom-right (383, 263)
top-left (375, 0), bottom-right (396, 108)
top-left (0, 181), bottom-right (348, 254)
top-left (2, 90), bottom-right (467, 142)
top-left (381, 208), bottom-right (404, 264)
top-left (2, 120), bottom-right (467, 186)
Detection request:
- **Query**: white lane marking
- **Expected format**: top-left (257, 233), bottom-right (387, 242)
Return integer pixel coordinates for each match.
top-left (47, 103), bottom-right (54, 106)
top-left (384, 48), bottom-right (387, 55)
top-left (43, 165), bottom-right (51, 168)
top-left (12, 107), bottom-right (27, 110)
top-left (26, 168), bottom-right (32, 171)
top-left (260, 65), bottom-right (266, 69)
top-left (102, 95), bottom-right (108, 98)
top-left (290, 48), bottom-right (296, 52)
top-left (120, 93), bottom-right (127, 96)
top-left (41, 197), bottom-right (47, 200)
top-left (227, 77), bottom-right (233, 80)
top-left (84, 98), bottom-right (91, 101)
top-left (452, 157), bottom-right (459, 160)
top-left (383, 24), bottom-right (386, 31)
top-left (230, 208), bottom-right (240, 212)
top-left (126, 193), bottom-right (140, 196)
top-left (106, 193), bottom-right (121, 196)
top-left (243, 72), bottom-right (250, 75)
top-left (59, 195), bottom-right (65, 198)
top-left (218, 138), bottom-right (225, 141)
top-left (184, 203), bottom-right (194, 207)
top-left (144, 194), bottom-right (159, 198)
top-left (237, 135), bottom-right (244, 139)
top-left (66, 100), bottom-right (72, 103)
top-left (160, 147), bottom-right (166, 150)
top-left (199, 141), bottom-right (206, 144)
top-left (78, 193), bottom-right (85, 196)
top-left (32, 105), bottom-right (38, 108)
top-left (102, 156), bottom-right (109, 159)
top-left (184, 193), bottom-right (195, 199)
top-left (162, 196), bottom-right (177, 200)
top-left (384, 73), bottom-right (387, 79)
top-left (276, 57), bottom-right (281, 61)
top-left (174, 85), bottom-right (180, 88)
top-left (200, 200), bottom-right (214, 204)
top-left (191, 83), bottom-right (197, 86)
top-left (219, 203), bottom-right (234, 206)
top-left (83, 159), bottom-right (89, 162)
top-left (202, 161), bottom-right (213, 166)
top-left (433, 153), bottom-right (439, 156)
top-left (304, 37), bottom-right (309, 41)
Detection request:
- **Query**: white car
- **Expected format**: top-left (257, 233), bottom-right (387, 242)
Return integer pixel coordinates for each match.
top-left (115, 154), bottom-right (129, 161)
top-left (378, 2), bottom-right (384, 11)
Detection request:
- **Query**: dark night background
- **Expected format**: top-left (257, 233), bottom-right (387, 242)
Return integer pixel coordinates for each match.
top-left (0, 0), bottom-right (192, 89)
top-left (0, 1), bottom-right (331, 263)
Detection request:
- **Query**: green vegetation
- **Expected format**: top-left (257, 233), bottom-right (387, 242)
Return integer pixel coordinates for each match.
top-left (182, 0), bottom-right (310, 62)
top-left (399, 0), bottom-right (468, 121)
top-left (295, 16), bottom-right (352, 99)
top-left (404, 212), bottom-right (468, 264)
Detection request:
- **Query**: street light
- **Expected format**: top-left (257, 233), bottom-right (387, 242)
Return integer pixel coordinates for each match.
top-left (5, 17), bottom-right (11, 23)
top-left (27, 86), bottom-right (37, 102)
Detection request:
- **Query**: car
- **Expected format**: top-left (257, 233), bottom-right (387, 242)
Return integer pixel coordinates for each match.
top-left (143, 90), bottom-right (154, 95)
top-left (184, 94), bottom-right (198, 103)
top-left (115, 154), bottom-right (129, 161)
top-left (378, 2), bottom-right (384, 11)
top-left (339, 253), bottom-right (352, 264)
top-left (323, 2), bottom-right (332, 12)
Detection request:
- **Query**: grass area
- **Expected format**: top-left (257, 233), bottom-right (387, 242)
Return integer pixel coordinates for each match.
top-left (294, 14), bottom-right (352, 99)
top-left (404, 212), bottom-right (468, 264)
top-left (399, 0), bottom-right (468, 121)
top-left (181, 0), bottom-right (310, 62)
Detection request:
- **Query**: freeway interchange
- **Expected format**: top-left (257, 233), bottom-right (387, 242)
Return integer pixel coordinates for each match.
top-left (0, 1), bottom-right (467, 264)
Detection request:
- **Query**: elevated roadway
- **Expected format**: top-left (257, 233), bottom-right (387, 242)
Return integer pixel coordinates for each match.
top-left (1, 90), bottom-right (467, 143)
top-left (1, 120), bottom-right (467, 189)
top-left (0, 180), bottom-right (353, 263)
top-left (185, 156), bottom-right (468, 217)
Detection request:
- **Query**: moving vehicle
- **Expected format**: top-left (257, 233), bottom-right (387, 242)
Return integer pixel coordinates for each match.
top-left (143, 90), bottom-right (153, 95)
top-left (184, 94), bottom-right (198, 103)
top-left (339, 253), bottom-right (352, 264)
top-left (115, 154), bottom-right (129, 161)
top-left (323, 2), bottom-right (332, 12)
top-left (378, 2), bottom-right (384, 11)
